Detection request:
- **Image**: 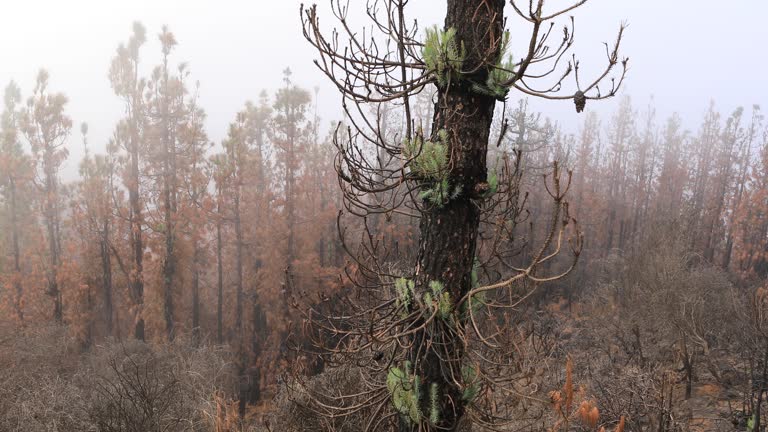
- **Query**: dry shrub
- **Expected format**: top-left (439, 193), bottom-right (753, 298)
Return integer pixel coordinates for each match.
top-left (586, 358), bottom-right (662, 429)
top-left (0, 325), bottom-right (237, 432)
top-left (209, 391), bottom-right (240, 432)
top-left (259, 366), bottom-right (374, 432)
top-left (0, 325), bottom-right (91, 431)
top-left (85, 339), bottom-right (236, 432)
top-left (571, 230), bottom-right (737, 430)
top-left (547, 357), bottom-right (629, 432)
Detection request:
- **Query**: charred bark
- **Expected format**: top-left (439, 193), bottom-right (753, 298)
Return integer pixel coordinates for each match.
top-left (407, 1), bottom-right (505, 430)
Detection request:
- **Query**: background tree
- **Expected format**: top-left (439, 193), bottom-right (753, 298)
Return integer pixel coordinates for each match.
top-left (20, 69), bottom-right (72, 323)
top-left (178, 88), bottom-right (210, 346)
top-left (210, 152), bottom-right (229, 346)
top-left (145, 26), bottom-right (182, 341)
top-left (0, 81), bottom-right (30, 326)
top-left (72, 122), bottom-right (119, 342)
top-left (109, 22), bottom-right (148, 341)
top-left (271, 68), bottom-right (313, 349)
top-left (220, 108), bottom-right (252, 416)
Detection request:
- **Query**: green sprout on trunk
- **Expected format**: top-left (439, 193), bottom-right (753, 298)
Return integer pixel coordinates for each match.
top-left (395, 277), bottom-right (416, 317)
top-left (429, 383), bottom-right (441, 424)
top-left (423, 26), bottom-right (466, 88)
top-left (461, 365), bottom-right (481, 402)
top-left (387, 361), bottom-right (422, 424)
top-left (404, 129), bottom-right (461, 207)
top-left (423, 280), bottom-right (453, 319)
top-left (471, 31), bottom-right (515, 100)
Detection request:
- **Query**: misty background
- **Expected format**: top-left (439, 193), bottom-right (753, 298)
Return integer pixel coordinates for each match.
top-left (1, 0), bottom-right (766, 179)
top-left (3, 2), bottom-right (768, 430)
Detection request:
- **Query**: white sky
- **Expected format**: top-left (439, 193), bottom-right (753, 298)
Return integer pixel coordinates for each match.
top-left (1, 1), bottom-right (766, 179)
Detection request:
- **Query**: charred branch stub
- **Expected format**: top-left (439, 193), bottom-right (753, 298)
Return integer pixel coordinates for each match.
top-left (297, 0), bottom-right (626, 430)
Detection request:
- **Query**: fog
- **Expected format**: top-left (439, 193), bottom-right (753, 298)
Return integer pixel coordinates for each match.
top-left (3, 2), bottom-right (768, 429)
top-left (1, 1), bottom-right (765, 179)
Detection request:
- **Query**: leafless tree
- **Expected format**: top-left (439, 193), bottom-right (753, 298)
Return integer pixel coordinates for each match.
top-left (293, 0), bottom-right (628, 430)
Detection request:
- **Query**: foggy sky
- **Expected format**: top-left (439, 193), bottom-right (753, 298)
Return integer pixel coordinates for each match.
top-left (1, 0), bottom-right (766, 180)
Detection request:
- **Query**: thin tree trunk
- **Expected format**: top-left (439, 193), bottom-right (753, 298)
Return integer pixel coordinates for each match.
top-left (129, 107), bottom-right (145, 341)
top-left (681, 334), bottom-right (694, 400)
top-left (724, 128), bottom-right (753, 269)
top-left (234, 181), bottom-right (247, 416)
top-left (162, 186), bottom-right (176, 341)
top-left (44, 152), bottom-right (62, 323)
top-left (754, 345), bottom-right (768, 432)
top-left (216, 196), bottom-right (224, 345)
top-left (285, 109), bottom-right (296, 275)
top-left (84, 283), bottom-right (93, 349)
top-left (249, 280), bottom-right (267, 404)
top-left (192, 239), bottom-right (201, 346)
top-left (101, 217), bottom-right (113, 336)
top-left (234, 187), bottom-right (244, 342)
top-left (8, 176), bottom-right (24, 325)
top-left (249, 123), bottom-right (269, 404)
top-left (161, 54), bottom-right (176, 341)
top-left (234, 193), bottom-right (248, 414)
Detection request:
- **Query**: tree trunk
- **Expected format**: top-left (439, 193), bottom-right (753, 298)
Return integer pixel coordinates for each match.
top-left (192, 239), bottom-right (201, 346)
top-left (129, 118), bottom-right (145, 341)
top-left (44, 152), bottom-right (62, 323)
top-left (216, 196), bottom-right (224, 345)
top-left (161, 54), bottom-right (176, 341)
top-left (681, 335), bottom-right (694, 400)
top-left (9, 176), bottom-right (24, 325)
top-left (285, 108), bottom-right (296, 319)
top-left (234, 187), bottom-right (244, 343)
top-left (754, 345), bottom-right (768, 432)
top-left (249, 123), bottom-right (269, 404)
top-left (724, 155), bottom-right (750, 269)
top-left (249, 289), bottom-right (267, 404)
top-left (84, 283), bottom-right (93, 349)
top-left (408, 2), bottom-right (504, 430)
top-left (101, 216), bottom-right (114, 336)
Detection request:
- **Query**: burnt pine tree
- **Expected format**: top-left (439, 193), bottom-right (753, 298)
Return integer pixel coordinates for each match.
top-left (211, 152), bottom-right (229, 346)
top-left (221, 109), bottom-right (252, 417)
top-left (243, 97), bottom-right (271, 405)
top-left (182, 91), bottom-right (209, 347)
top-left (146, 26), bottom-right (183, 341)
top-left (301, 0), bottom-right (627, 430)
top-left (272, 68), bottom-right (312, 338)
top-left (21, 70), bottom-right (71, 324)
top-left (159, 28), bottom-right (180, 341)
top-left (0, 81), bottom-right (29, 325)
top-left (77, 123), bottom-right (117, 338)
top-left (109, 22), bottom-right (148, 341)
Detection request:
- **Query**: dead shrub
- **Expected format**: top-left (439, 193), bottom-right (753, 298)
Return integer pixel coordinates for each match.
top-left (0, 325), bottom-right (237, 432)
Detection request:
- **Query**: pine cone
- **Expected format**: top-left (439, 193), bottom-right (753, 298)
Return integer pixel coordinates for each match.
top-left (574, 90), bottom-right (586, 113)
